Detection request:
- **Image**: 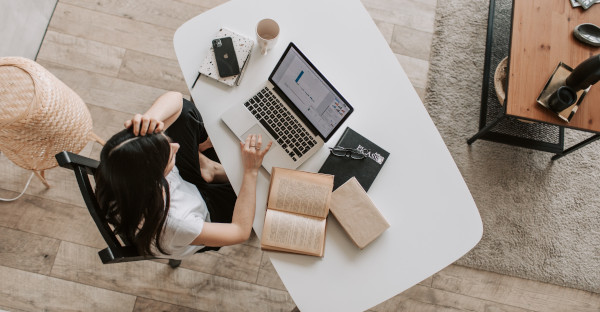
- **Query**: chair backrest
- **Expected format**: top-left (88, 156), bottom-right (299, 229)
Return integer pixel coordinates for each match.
top-left (55, 151), bottom-right (157, 264)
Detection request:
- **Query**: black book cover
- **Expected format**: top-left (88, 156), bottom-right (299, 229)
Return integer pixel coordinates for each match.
top-left (318, 127), bottom-right (390, 191)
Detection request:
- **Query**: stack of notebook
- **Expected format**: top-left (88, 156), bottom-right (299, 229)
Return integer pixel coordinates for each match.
top-left (319, 127), bottom-right (391, 249)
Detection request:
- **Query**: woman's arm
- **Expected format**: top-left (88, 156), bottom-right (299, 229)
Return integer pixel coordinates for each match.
top-left (192, 134), bottom-right (272, 246)
top-left (124, 91), bottom-right (183, 135)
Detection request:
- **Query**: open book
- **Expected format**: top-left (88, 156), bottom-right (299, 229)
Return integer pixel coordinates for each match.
top-left (260, 167), bottom-right (334, 257)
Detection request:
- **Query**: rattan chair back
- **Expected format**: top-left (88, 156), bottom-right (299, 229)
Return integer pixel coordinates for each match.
top-left (0, 57), bottom-right (102, 187)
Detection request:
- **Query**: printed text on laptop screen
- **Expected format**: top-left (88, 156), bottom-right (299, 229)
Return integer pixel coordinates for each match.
top-left (271, 47), bottom-right (351, 138)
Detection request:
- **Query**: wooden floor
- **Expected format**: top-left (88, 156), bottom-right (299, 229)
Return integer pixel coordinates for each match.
top-left (1, 0), bottom-right (599, 311)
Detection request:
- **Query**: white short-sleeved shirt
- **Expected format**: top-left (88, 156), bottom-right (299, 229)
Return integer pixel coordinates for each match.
top-left (152, 166), bottom-right (210, 259)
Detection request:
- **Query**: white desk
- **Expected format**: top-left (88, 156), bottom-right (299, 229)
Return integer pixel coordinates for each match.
top-left (174, 0), bottom-right (483, 311)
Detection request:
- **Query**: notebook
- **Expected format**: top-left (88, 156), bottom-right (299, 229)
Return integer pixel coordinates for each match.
top-left (198, 28), bottom-right (253, 87)
top-left (221, 42), bottom-right (354, 173)
top-left (319, 127), bottom-right (390, 191)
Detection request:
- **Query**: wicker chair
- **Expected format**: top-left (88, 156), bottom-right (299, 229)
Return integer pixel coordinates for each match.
top-left (0, 57), bottom-right (104, 188)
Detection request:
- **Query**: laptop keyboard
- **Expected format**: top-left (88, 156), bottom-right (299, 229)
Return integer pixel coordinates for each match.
top-left (244, 87), bottom-right (317, 161)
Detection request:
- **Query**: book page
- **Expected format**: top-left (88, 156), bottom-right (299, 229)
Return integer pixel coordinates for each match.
top-left (267, 167), bottom-right (333, 218)
top-left (261, 209), bottom-right (326, 256)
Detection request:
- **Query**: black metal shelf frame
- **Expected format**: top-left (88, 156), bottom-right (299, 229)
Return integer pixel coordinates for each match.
top-left (468, 0), bottom-right (567, 155)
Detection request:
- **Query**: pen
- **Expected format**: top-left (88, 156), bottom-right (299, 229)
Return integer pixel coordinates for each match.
top-left (235, 52), bottom-right (252, 86)
top-left (191, 72), bottom-right (201, 89)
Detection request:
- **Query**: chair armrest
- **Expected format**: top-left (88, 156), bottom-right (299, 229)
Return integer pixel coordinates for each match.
top-left (55, 151), bottom-right (99, 172)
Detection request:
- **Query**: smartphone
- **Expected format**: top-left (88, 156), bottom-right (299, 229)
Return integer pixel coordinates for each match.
top-left (212, 37), bottom-right (240, 78)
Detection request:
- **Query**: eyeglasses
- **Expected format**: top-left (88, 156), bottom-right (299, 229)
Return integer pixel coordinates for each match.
top-left (329, 146), bottom-right (368, 160)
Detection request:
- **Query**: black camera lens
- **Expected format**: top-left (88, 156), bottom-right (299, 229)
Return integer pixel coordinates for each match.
top-left (548, 86), bottom-right (577, 112)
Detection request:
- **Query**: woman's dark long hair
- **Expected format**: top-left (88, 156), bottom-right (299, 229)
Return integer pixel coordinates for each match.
top-left (95, 129), bottom-right (172, 256)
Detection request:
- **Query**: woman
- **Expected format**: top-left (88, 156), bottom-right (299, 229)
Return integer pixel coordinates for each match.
top-left (95, 91), bottom-right (271, 259)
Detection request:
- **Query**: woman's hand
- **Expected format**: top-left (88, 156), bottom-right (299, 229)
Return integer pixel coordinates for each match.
top-left (193, 134), bottom-right (272, 247)
top-left (239, 134), bottom-right (272, 174)
top-left (123, 91), bottom-right (183, 136)
top-left (124, 114), bottom-right (165, 136)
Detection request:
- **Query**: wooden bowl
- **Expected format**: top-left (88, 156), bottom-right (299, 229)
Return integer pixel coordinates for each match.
top-left (494, 57), bottom-right (534, 123)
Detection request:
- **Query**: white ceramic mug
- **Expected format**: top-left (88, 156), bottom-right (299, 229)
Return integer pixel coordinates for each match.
top-left (256, 18), bottom-right (280, 55)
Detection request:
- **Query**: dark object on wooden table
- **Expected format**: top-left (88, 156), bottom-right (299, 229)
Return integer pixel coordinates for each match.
top-left (573, 23), bottom-right (600, 47)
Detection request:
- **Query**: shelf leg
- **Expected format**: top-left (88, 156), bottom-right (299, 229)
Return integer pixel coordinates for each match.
top-left (467, 114), bottom-right (505, 145)
top-left (552, 133), bottom-right (600, 160)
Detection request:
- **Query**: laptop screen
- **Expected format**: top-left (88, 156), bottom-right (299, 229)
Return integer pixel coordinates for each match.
top-left (270, 43), bottom-right (353, 140)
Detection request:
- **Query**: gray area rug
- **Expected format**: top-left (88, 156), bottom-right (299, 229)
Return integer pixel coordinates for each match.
top-left (425, 0), bottom-right (600, 293)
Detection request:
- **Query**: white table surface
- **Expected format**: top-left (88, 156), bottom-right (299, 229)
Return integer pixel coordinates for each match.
top-left (174, 0), bottom-right (483, 311)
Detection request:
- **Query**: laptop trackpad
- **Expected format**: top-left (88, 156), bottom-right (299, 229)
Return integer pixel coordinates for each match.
top-left (241, 124), bottom-right (274, 147)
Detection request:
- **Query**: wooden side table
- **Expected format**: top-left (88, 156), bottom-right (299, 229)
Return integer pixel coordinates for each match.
top-left (469, 0), bottom-right (600, 160)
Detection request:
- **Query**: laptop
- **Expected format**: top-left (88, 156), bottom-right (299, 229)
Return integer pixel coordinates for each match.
top-left (221, 42), bottom-right (354, 173)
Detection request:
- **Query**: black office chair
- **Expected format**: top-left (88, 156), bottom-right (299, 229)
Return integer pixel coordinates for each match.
top-left (56, 151), bottom-right (218, 268)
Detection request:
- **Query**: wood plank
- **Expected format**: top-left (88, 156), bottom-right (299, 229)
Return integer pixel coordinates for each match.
top-left (361, 0), bottom-right (437, 10)
top-left (256, 252), bottom-right (287, 291)
top-left (60, 0), bottom-right (209, 30)
top-left (395, 54), bottom-right (429, 89)
top-left (0, 266), bottom-right (136, 312)
top-left (373, 283), bottom-right (536, 312)
top-left (48, 3), bottom-right (177, 59)
top-left (177, 0), bottom-right (229, 8)
top-left (37, 59), bottom-right (172, 115)
top-left (0, 304), bottom-right (28, 312)
top-left (245, 229), bottom-right (262, 248)
top-left (133, 297), bottom-right (207, 312)
top-left (361, 0), bottom-right (436, 33)
top-left (15, 194), bottom-right (105, 249)
top-left (433, 265), bottom-right (600, 312)
top-left (371, 295), bottom-right (464, 312)
top-left (37, 30), bottom-right (126, 77)
top-left (419, 276), bottom-right (434, 287)
top-left (180, 243), bottom-right (262, 284)
top-left (0, 226), bottom-right (60, 275)
top-left (118, 49), bottom-right (190, 95)
top-left (50, 241), bottom-right (295, 311)
top-left (87, 104), bottom-right (137, 150)
top-left (415, 87), bottom-right (426, 102)
top-left (0, 154), bottom-right (88, 206)
top-left (390, 24), bottom-right (432, 61)
top-left (0, 190), bottom-right (27, 228)
top-left (373, 19), bottom-right (395, 44)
